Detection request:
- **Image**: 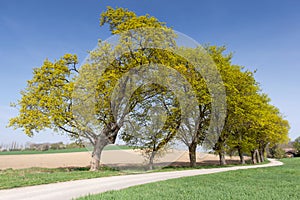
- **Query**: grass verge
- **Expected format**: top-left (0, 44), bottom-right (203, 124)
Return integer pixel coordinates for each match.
top-left (152, 159), bottom-right (269, 172)
top-left (0, 166), bottom-right (125, 190)
top-left (77, 158), bottom-right (300, 200)
top-left (0, 148), bottom-right (88, 155)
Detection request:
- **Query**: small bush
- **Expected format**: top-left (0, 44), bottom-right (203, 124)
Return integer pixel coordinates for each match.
top-left (269, 145), bottom-right (286, 159)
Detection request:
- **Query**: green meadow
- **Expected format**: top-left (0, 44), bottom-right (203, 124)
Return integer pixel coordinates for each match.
top-left (78, 158), bottom-right (300, 200)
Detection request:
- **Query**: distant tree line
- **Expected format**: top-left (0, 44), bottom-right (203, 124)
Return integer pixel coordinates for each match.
top-left (0, 142), bottom-right (83, 152)
top-left (0, 141), bottom-right (24, 151)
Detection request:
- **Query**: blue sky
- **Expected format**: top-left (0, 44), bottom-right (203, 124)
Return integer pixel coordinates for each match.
top-left (0, 0), bottom-right (299, 145)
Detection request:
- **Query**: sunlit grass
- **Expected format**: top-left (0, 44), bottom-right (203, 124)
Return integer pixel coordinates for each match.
top-left (0, 166), bottom-right (124, 190)
top-left (77, 158), bottom-right (300, 200)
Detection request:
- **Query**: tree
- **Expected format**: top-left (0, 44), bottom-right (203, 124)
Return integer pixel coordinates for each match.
top-left (176, 101), bottom-right (209, 167)
top-left (205, 46), bottom-right (290, 165)
top-left (163, 45), bottom-right (227, 167)
top-left (249, 95), bottom-right (289, 163)
top-left (269, 144), bottom-right (286, 159)
top-left (293, 136), bottom-right (300, 155)
top-left (121, 85), bottom-right (181, 170)
top-left (225, 70), bottom-right (260, 164)
top-left (11, 7), bottom-right (214, 170)
top-left (205, 46), bottom-right (238, 165)
top-left (173, 47), bottom-right (212, 167)
top-left (119, 46), bottom-right (218, 168)
top-left (9, 7), bottom-right (178, 170)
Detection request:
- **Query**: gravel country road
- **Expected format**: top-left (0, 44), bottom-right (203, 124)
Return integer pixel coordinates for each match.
top-left (0, 159), bottom-right (283, 200)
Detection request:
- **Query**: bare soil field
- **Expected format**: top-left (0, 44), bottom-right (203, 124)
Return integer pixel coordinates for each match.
top-left (0, 150), bottom-right (243, 170)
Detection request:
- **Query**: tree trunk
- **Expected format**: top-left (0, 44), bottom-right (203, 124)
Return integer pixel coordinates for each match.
top-left (255, 149), bottom-right (261, 163)
top-left (219, 151), bottom-right (226, 165)
top-left (188, 142), bottom-right (197, 167)
top-left (259, 149), bottom-right (265, 162)
top-left (148, 151), bottom-right (156, 170)
top-left (90, 135), bottom-right (109, 171)
top-left (238, 147), bottom-right (245, 164)
top-left (89, 123), bottom-right (120, 171)
top-left (251, 150), bottom-right (257, 164)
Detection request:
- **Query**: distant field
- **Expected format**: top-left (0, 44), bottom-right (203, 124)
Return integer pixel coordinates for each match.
top-left (78, 158), bottom-right (300, 200)
top-left (0, 145), bottom-right (132, 155)
top-left (0, 149), bottom-right (244, 170)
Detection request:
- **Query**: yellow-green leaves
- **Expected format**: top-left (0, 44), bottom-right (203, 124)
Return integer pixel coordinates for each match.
top-left (100, 6), bottom-right (165, 34)
top-left (204, 45), bottom-right (290, 160)
top-left (9, 54), bottom-right (76, 136)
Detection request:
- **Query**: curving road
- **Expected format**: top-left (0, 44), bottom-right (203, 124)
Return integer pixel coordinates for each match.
top-left (0, 159), bottom-right (282, 200)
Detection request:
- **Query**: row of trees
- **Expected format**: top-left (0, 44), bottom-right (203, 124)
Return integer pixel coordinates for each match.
top-left (209, 46), bottom-right (290, 165)
top-left (8, 7), bottom-right (289, 170)
top-left (0, 141), bottom-right (23, 151)
top-left (26, 142), bottom-right (83, 151)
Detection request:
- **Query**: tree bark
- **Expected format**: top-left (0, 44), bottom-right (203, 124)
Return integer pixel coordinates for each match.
top-left (90, 135), bottom-right (109, 171)
top-left (255, 149), bottom-right (261, 163)
top-left (251, 150), bottom-right (257, 164)
top-left (259, 148), bottom-right (265, 162)
top-left (238, 147), bottom-right (245, 164)
top-left (219, 151), bottom-right (226, 165)
top-left (188, 142), bottom-right (197, 167)
top-left (148, 151), bottom-right (156, 170)
top-left (89, 123), bottom-right (120, 171)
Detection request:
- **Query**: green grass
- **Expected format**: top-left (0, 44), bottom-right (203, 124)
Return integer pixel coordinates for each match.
top-left (103, 145), bottom-right (133, 151)
top-left (77, 158), bottom-right (300, 200)
top-left (151, 159), bottom-right (269, 172)
top-left (0, 145), bottom-right (132, 155)
top-left (0, 148), bottom-right (88, 155)
top-left (0, 166), bottom-right (125, 190)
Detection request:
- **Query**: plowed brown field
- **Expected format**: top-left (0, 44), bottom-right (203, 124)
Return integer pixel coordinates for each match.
top-left (0, 150), bottom-right (244, 169)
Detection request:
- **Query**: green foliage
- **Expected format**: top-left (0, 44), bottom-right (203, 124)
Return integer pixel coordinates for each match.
top-left (65, 142), bottom-right (84, 149)
top-left (8, 7), bottom-right (180, 170)
top-left (205, 46), bottom-right (290, 163)
top-left (121, 87), bottom-right (181, 167)
top-left (269, 145), bottom-right (286, 159)
top-left (293, 136), bottom-right (300, 154)
top-left (9, 54), bottom-right (77, 137)
top-left (100, 6), bottom-right (166, 34)
top-left (50, 142), bottom-right (65, 150)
